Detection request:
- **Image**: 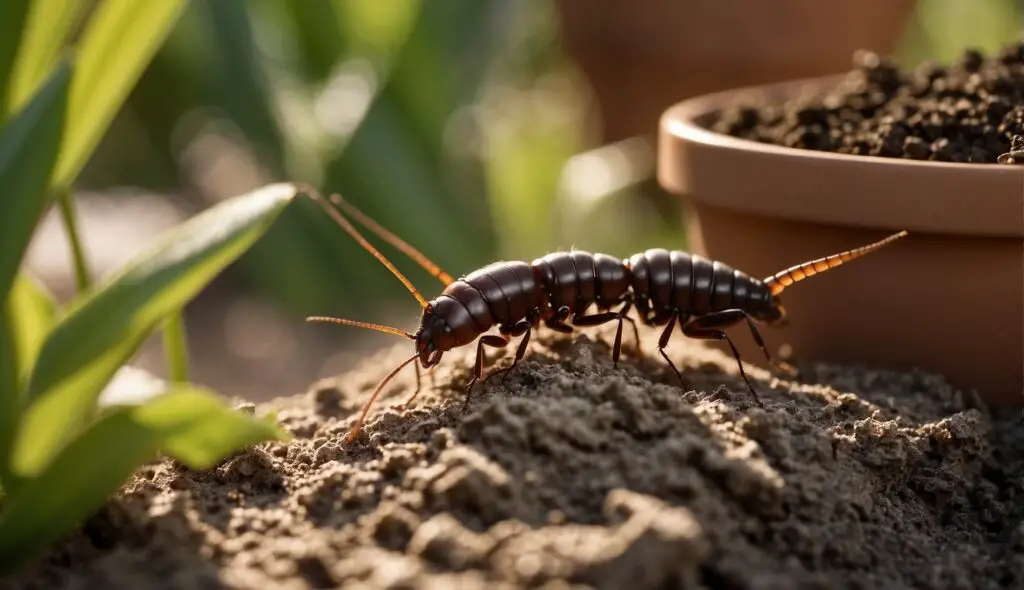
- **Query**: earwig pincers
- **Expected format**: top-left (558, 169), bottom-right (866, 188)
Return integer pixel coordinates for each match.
top-left (301, 188), bottom-right (907, 441)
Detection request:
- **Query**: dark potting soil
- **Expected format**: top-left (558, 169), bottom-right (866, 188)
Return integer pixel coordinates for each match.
top-left (711, 42), bottom-right (1024, 164)
top-left (3, 325), bottom-right (1024, 590)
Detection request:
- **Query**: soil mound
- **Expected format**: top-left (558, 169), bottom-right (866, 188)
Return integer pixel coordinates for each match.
top-left (5, 325), bottom-right (1023, 589)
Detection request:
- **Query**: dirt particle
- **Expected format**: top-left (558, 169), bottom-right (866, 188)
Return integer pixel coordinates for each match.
top-left (308, 379), bottom-right (346, 416)
top-left (425, 446), bottom-right (513, 528)
top-left (294, 554), bottom-right (334, 588)
top-left (312, 442), bottom-right (345, 467)
top-left (367, 502), bottom-right (421, 550)
top-left (408, 513), bottom-right (491, 570)
top-left (380, 443), bottom-right (424, 478)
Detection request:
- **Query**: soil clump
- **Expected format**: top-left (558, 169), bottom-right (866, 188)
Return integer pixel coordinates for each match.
top-left (4, 325), bottom-right (1024, 589)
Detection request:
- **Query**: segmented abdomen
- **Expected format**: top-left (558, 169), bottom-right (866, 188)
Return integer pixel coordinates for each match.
top-left (627, 249), bottom-right (768, 316)
top-left (531, 251), bottom-right (631, 316)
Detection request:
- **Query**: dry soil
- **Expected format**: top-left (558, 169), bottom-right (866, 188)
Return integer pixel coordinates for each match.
top-left (4, 325), bottom-right (1024, 590)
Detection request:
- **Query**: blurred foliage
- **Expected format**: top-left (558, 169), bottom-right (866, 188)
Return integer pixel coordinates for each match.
top-left (68, 0), bottom-right (1024, 332)
top-left (894, 0), bottom-right (1022, 66)
top-left (0, 0), bottom-right (294, 567)
top-left (71, 0), bottom-right (669, 331)
top-left (71, 1), bottom-right (519, 321)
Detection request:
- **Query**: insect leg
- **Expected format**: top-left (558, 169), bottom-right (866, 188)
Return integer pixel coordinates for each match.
top-left (690, 309), bottom-right (797, 377)
top-left (656, 311), bottom-right (689, 389)
top-left (620, 303), bottom-right (642, 358)
top-left (486, 318), bottom-right (533, 383)
top-left (680, 310), bottom-right (763, 406)
top-left (738, 313), bottom-right (798, 377)
top-left (544, 305), bottom-right (574, 333)
top-left (572, 299), bottom-right (638, 367)
top-left (464, 335), bottom-right (510, 411)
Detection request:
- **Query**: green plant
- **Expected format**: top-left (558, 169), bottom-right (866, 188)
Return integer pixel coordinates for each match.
top-left (0, 0), bottom-right (293, 571)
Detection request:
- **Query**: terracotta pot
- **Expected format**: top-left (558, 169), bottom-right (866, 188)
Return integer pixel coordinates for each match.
top-left (557, 0), bottom-right (916, 141)
top-left (657, 75), bottom-right (1024, 407)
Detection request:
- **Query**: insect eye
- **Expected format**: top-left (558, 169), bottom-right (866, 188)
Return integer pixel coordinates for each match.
top-left (444, 325), bottom-right (452, 334)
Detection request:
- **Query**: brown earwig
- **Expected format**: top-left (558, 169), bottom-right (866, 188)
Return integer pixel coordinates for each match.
top-left (302, 188), bottom-right (907, 441)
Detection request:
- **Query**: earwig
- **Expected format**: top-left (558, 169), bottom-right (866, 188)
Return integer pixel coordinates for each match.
top-left (301, 187), bottom-right (907, 441)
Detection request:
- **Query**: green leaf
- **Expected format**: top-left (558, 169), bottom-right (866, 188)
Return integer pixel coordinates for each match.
top-left (0, 272), bottom-right (56, 486)
top-left (4, 0), bottom-right (86, 117)
top-left (0, 0), bottom-right (32, 118)
top-left (12, 182), bottom-right (299, 478)
top-left (0, 411), bottom-right (156, 571)
top-left (0, 385), bottom-right (285, 571)
top-left (2, 272), bottom-right (56, 387)
top-left (0, 58), bottom-right (71, 305)
top-left (132, 386), bottom-right (286, 469)
top-left (52, 0), bottom-right (189, 188)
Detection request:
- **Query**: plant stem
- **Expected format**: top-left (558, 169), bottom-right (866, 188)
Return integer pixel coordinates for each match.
top-left (162, 311), bottom-right (190, 383)
top-left (55, 189), bottom-right (91, 293)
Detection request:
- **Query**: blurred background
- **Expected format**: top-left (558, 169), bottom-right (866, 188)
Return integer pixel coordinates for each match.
top-left (23, 0), bottom-right (1022, 401)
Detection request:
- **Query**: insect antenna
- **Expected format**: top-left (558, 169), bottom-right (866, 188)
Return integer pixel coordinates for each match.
top-left (763, 230), bottom-right (908, 295)
top-left (306, 190), bottom-right (430, 309)
top-left (330, 194), bottom-right (455, 286)
top-left (306, 316), bottom-right (414, 340)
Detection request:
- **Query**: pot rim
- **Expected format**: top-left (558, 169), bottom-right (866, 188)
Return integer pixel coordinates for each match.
top-left (658, 73), bottom-right (1024, 238)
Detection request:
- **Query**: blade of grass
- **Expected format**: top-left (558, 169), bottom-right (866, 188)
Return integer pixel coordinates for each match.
top-left (52, 0), bottom-right (189, 189)
top-left (0, 272), bottom-right (56, 486)
top-left (2, 272), bottom-right (56, 388)
top-left (278, 0), bottom-right (347, 82)
top-left (4, 0), bottom-right (86, 117)
top-left (0, 1), bottom-right (31, 119)
top-left (131, 386), bottom-right (286, 468)
top-left (12, 182), bottom-right (299, 479)
top-left (44, 0), bottom-right (186, 296)
top-left (0, 384), bottom-right (285, 571)
top-left (0, 58), bottom-right (71, 309)
top-left (162, 311), bottom-right (189, 383)
top-left (0, 411), bottom-right (154, 572)
top-left (196, 0), bottom-right (285, 172)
